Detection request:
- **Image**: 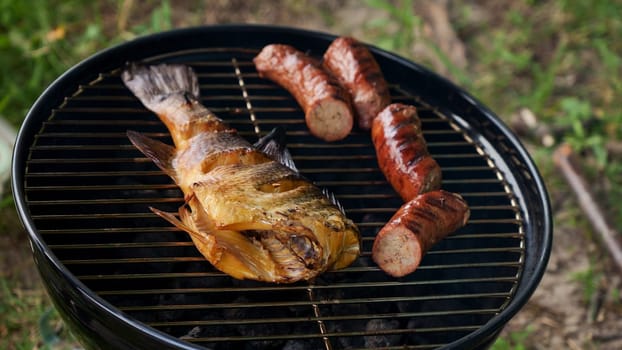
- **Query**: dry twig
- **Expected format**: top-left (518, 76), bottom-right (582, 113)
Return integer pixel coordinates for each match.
top-left (553, 144), bottom-right (622, 273)
top-left (413, 0), bottom-right (467, 79)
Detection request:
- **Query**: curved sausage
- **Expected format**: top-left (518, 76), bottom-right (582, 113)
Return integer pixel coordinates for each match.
top-left (372, 190), bottom-right (470, 277)
top-left (371, 103), bottom-right (442, 202)
top-left (254, 44), bottom-right (354, 142)
top-left (323, 36), bottom-right (391, 130)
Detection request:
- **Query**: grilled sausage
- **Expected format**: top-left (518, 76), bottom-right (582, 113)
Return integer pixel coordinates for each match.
top-left (323, 37), bottom-right (391, 130)
top-left (372, 103), bottom-right (442, 202)
top-left (254, 44), bottom-right (354, 142)
top-left (372, 190), bottom-right (469, 277)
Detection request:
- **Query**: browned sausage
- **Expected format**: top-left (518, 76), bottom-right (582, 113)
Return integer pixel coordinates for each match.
top-left (322, 37), bottom-right (391, 130)
top-left (372, 190), bottom-right (470, 277)
top-left (371, 103), bottom-right (442, 202)
top-left (254, 44), bottom-right (354, 142)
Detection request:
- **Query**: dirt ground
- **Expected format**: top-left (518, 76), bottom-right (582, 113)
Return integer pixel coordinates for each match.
top-left (505, 166), bottom-right (622, 350)
top-left (3, 1), bottom-right (622, 349)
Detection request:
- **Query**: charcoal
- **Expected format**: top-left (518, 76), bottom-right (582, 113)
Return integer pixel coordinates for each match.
top-left (407, 312), bottom-right (472, 346)
top-left (157, 292), bottom-right (199, 322)
top-left (180, 326), bottom-right (202, 340)
top-left (223, 296), bottom-right (291, 350)
top-left (326, 294), bottom-right (369, 348)
top-left (178, 323), bottom-right (220, 350)
top-left (176, 310), bottom-right (235, 350)
top-left (364, 318), bottom-right (402, 348)
top-left (281, 339), bottom-right (319, 350)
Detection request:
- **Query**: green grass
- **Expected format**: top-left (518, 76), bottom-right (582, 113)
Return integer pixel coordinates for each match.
top-left (490, 325), bottom-right (535, 350)
top-left (1, 277), bottom-right (78, 350)
top-left (0, 0), bottom-right (180, 127)
top-left (571, 259), bottom-right (603, 305)
top-left (1, 278), bottom-right (51, 349)
top-left (1, 0), bottom-right (99, 125)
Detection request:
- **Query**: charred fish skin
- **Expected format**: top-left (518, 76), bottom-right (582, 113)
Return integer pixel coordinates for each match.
top-left (121, 63), bottom-right (360, 283)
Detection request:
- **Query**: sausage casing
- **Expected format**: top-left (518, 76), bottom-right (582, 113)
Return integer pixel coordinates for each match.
top-left (254, 44), bottom-right (354, 142)
top-left (372, 190), bottom-right (469, 277)
top-left (323, 37), bottom-right (391, 130)
top-left (371, 103), bottom-right (442, 201)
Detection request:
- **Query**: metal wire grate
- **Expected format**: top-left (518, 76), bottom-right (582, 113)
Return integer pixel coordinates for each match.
top-left (24, 48), bottom-right (525, 349)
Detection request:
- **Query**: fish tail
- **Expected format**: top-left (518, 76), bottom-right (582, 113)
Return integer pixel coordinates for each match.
top-left (122, 63), bottom-right (227, 144)
top-left (127, 130), bottom-right (176, 180)
top-left (121, 63), bottom-right (200, 112)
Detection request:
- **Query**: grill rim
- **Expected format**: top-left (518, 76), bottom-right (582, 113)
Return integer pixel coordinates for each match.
top-left (12, 24), bottom-right (552, 350)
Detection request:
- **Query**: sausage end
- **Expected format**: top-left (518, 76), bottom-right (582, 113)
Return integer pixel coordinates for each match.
top-left (372, 225), bottom-right (422, 277)
top-left (306, 99), bottom-right (353, 142)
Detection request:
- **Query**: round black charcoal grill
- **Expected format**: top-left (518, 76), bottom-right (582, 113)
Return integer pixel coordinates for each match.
top-left (13, 26), bottom-right (551, 350)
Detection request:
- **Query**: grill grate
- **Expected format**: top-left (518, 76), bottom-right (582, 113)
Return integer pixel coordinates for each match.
top-left (24, 48), bottom-right (525, 349)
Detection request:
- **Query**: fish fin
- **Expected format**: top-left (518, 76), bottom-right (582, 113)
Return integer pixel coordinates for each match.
top-left (254, 127), bottom-right (346, 214)
top-left (127, 130), bottom-right (176, 179)
top-left (150, 206), bottom-right (224, 263)
top-left (254, 127), bottom-right (298, 172)
top-left (151, 197), bottom-right (278, 281)
top-left (180, 195), bottom-right (217, 233)
top-left (150, 206), bottom-right (191, 231)
top-left (179, 198), bottom-right (279, 281)
top-left (322, 187), bottom-right (346, 215)
top-left (121, 63), bottom-right (200, 111)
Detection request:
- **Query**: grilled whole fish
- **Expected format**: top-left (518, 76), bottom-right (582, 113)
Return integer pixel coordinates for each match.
top-left (121, 64), bottom-right (360, 283)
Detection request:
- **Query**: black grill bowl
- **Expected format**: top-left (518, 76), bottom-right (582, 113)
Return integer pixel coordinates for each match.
top-left (12, 25), bottom-right (552, 350)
